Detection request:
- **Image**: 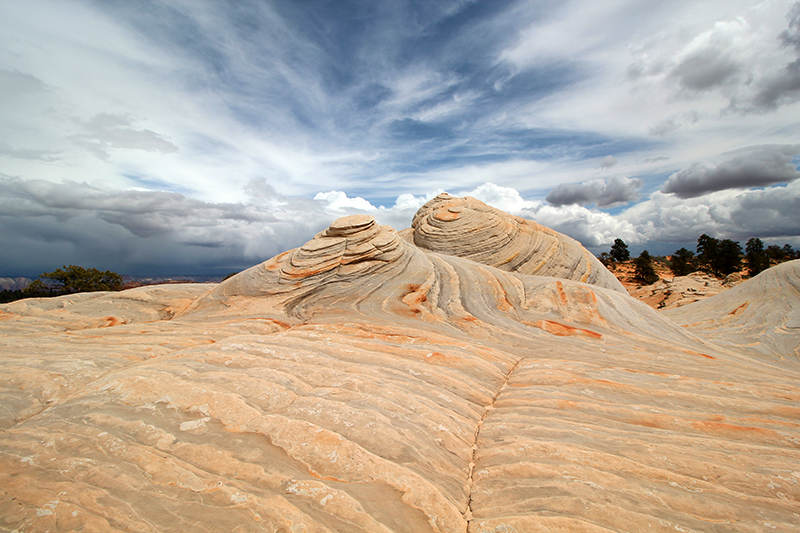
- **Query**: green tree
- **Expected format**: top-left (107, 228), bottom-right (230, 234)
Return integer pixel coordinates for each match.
top-left (782, 244), bottom-right (797, 260)
top-left (669, 247), bottom-right (695, 276)
top-left (24, 265), bottom-right (123, 296)
top-left (609, 238), bottom-right (630, 262)
top-left (696, 234), bottom-right (719, 268)
top-left (634, 250), bottom-right (660, 284)
top-left (712, 240), bottom-right (742, 277)
top-left (0, 289), bottom-right (25, 303)
top-left (745, 238), bottom-right (768, 277)
top-left (766, 244), bottom-right (783, 262)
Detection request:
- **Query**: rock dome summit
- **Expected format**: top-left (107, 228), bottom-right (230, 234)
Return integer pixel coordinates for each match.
top-left (1, 195), bottom-right (799, 532)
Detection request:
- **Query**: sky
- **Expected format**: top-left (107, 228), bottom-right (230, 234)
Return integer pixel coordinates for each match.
top-left (1, 0), bottom-right (800, 277)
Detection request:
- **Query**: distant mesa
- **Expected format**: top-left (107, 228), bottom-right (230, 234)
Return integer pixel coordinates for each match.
top-left (410, 193), bottom-right (625, 292)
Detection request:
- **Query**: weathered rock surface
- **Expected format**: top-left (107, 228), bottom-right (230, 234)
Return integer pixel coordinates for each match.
top-left (629, 271), bottom-right (741, 310)
top-left (411, 194), bottom-right (626, 293)
top-left (664, 259), bottom-right (800, 358)
top-left (1, 207), bottom-right (799, 533)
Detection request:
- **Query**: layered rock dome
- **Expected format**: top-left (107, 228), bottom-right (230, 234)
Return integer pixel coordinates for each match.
top-left (1, 197), bottom-right (799, 533)
top-left (410, 194), bottom-right (625, 293)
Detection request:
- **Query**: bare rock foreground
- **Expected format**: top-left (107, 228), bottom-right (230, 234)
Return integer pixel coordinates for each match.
top-left (1, 194), bottom-right (799, 533)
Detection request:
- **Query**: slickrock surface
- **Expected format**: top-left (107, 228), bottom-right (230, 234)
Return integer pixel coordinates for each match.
top-left (1, 208), bottom-right (799, 533)
top-left (411, 194), bottom-right (625, 293)
top-left (664, 259), bottom-right (800, 358)
top-left (629, 271), bottom-right (741, 310)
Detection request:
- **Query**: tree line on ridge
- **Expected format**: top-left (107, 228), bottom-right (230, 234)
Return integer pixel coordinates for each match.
top-left (599, 235), bottom-right (799, 285)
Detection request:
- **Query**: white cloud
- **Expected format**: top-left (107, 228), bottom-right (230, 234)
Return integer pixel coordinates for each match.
top-left (456, 182), bottom-right (538, 214)
top-left (314, 191), bottom-right (378, 212)
top-left (621, 182), bottom-right (800, 245)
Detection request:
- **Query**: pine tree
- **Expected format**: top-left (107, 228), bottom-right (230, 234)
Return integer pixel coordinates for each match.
top-left (745, 238), bottom-right (768, 277)
top-left (609, 238), bottom-right (630, 262)
top-left (634, 250), bottom-right (660, 284)
top-left (669, 247), bottom-right (695, 276)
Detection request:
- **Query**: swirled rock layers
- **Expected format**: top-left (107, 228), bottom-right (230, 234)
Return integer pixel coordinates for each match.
top-left (412, 193), bottom-right (625, 293)
top-left (2, 212), bottom-right (799, 533)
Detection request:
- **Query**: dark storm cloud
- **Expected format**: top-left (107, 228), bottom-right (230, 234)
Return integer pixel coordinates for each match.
top-left (0, 177), bottom-right (332, 276)
top-left (661, 145), bottom-right (800, 198)
top-left (730, 182), bottom-right (800, 238)
top-left (546, 176), bottom-right (642, 208)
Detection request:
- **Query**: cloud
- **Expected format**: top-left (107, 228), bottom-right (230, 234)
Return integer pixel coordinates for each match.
top-left (0, 177), bottom-right (334, 275)
top-left (456, 182), bottom-right (538, 214)
top-left (624, 2), bottom-right (800, 116)
top-left (622, 182), bottom-right (800, 244)
top-left (314, 191), bottom-right (378, 212)
top-left (70, 114), bottom-right (179, 161)
top-left (781, 2), bottom-right (800, 51)
top-left (661, 144), bottom-right (800, 198)
top-left (599, 155), bottom-right (617, 169)
top-left (669, 19), bottom-right (747, 92)
top-left (546, 177), bottom-right (642, 207)
top-left (648, 111), bottom-right (698, 137)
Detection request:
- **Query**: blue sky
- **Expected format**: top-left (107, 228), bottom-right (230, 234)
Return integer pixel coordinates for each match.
top-left (1, 0), bottom-right (800, 276)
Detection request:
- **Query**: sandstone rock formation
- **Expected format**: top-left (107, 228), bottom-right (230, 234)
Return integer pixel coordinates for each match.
top-left (664, 259), bottom-right (800, 357)
top-left (629, 271), bottom-right (741, 310)
top-left (410, 194), bottom-right (625, 293)
top-left (1, 201), bottom-right (798, 533)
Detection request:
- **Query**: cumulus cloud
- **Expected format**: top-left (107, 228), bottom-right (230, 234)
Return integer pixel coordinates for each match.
top-left (661, 144), bottom-right (800, 198)
top-left (669, 19), bottom-right (747, 92)
top-left (521, 204), bottom-right (644, 247)
top-left (622, 183), bottom-right (800, 244)
top-left (546, 177), bottom-right (642, 208)
top-left (456, 182), bottom-right (538, 214)
top-left (626, 3), bottom-right (800, 115)
top-left (314, 191), bottom-right (378, 212)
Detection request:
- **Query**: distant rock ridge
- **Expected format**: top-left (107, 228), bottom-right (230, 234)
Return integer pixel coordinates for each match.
top-left (411, 193), bottom-right (625, 293)
top-left (0, 277), bottom-right (31, 291)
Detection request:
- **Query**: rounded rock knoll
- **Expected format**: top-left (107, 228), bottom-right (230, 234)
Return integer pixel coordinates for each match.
top-left (412, 193), bottom-right (625, 292)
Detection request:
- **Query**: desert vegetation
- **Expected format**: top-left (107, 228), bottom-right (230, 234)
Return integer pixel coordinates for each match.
top-left (0, 265), bottom-right (124, 303)
top-left (600, 235), bottom-right (799, 283)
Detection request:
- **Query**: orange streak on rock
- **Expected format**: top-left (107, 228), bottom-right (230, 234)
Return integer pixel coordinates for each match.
top-left (525, 319), bottom-right (602, 339)
top-left (690, 420), bottom-right (779, 438)
top-left (555, 281), bottom-right (568, 305)
top-left (728, 302), bottom-right (749, 316)
top-left (683, 349), bottom-right (717, 359)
